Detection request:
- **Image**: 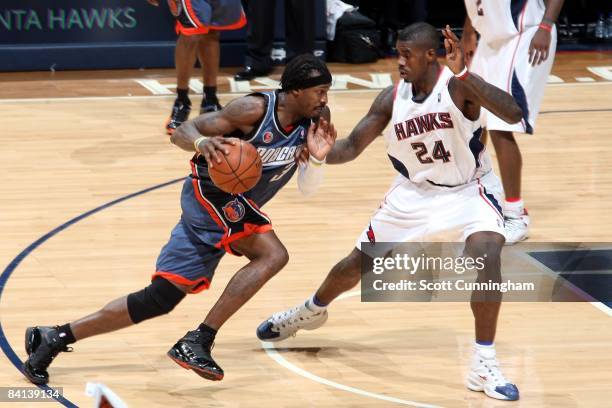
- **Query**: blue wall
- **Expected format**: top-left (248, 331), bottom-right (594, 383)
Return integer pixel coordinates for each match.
top-left (0, 0), bottom-right (326, 71)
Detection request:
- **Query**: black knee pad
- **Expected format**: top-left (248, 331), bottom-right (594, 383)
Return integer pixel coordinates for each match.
top-left (127, 277), bottom-right (186, 324)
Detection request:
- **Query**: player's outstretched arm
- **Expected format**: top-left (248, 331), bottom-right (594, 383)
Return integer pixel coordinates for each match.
top-left (170, 95), bottom-right (265, 166)
top-left (443, 25), bottom-right (522, 124)
top-left (325, 85), bottom-right (393, 165)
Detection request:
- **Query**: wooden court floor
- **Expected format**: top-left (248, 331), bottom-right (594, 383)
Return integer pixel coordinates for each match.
top-left (1, 53), bottom-right (611, 407)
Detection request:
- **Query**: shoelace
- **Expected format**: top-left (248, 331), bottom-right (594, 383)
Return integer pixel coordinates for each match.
top-left (504, 216), bottom-right (527, 230)
top-left (480, 357), bottom-right (509, 386)
top-left (269, 305), bottom-right (321, 331)
top-left (270, 306), bottom-right (301, 328)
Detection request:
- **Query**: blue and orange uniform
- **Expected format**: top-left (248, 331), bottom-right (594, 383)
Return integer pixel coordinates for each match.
top-left (155, 91), bottom-right (311, 292)
top-left (169, 0), bottom-right (247, 36)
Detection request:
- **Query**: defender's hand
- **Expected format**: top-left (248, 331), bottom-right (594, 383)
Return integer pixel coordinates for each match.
top-left (461, 29), bottom-right (478, 68)
top-left (307, 117), bottom-right (337, 162)
top-left (146, 0), bottom-right (160, 6)
top-left (528, 28), bottom-right (551, 66)
top-left (195, 136), bottom-right (238, 168)
top-left (443, 25), bottom-right (466, 75)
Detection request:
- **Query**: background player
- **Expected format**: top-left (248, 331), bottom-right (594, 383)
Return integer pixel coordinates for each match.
top-left (257, 23), bottom-right (524, 401)
top-left (23, 55), bottom-right (336, 384)
top-left (462, 0), bottom-right (565, 243)
top-left (147, 0), bottom-right (247, 135)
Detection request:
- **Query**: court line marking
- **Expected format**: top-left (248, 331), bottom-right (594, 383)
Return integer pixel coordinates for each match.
top-left (262, 291), bottom-right (440, 408)
top-left (0, 177), bottom-right (186, 408)
top-left (1, 176), bottom-right (611, 406)
top-left (0, 80), bottom-right (610, 104)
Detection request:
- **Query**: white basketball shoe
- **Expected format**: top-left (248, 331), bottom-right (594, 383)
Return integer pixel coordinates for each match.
top-left (256, 301), bottom-right (328, 342)
top-left (466, 346), bottom-right (519, 401)
top-left (504, 209), bottom-right (530, 245)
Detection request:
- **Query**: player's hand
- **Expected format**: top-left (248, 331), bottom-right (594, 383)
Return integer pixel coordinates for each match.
top-left (146, 0), bottom-right (160, 6)
top-left (528, 28), bottom-right (551, 66)
top-left (196, 136), bottom-right (238, 168)
top-left (460, 28), bottom-right (478, 68)
top-left (307, 117), bottom-right (337, 162)
top-left (442, 25), bottom-right (465, 75)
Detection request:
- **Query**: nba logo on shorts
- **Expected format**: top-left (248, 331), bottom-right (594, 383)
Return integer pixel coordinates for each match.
top-left (223, 199), bottom-right (246, 222)
top-left (263, 132), bottom-right (274, 144)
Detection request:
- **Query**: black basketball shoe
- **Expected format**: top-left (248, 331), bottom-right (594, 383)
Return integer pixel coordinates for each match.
top-left (200, 98), bottom-right (222, 114)
top-left (23, 326), bottom-right (73, 385)
top-left (165, 98), bottom-right (191, 135)
top-left (167, 330), bottom-right (224, 381)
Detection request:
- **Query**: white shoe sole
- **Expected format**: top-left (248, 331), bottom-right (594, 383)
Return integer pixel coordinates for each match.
top-left (466, 371), bottom-right (518, 401)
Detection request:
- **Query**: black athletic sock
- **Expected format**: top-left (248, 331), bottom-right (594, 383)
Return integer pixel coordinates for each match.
top-left (176, 88), bottom-right (191, 105)
top-left (197, 323), bottom-right (217, 346)
top-left (57, 323), bottom-right (76, 345)
top-left (203, 86), bottom-right (218, 104)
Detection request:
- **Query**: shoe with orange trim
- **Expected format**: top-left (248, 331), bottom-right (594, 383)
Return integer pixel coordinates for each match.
top-left (166, 98), bottom-right (191, 135)
top-left (167, 330), bottom-right (224, 381)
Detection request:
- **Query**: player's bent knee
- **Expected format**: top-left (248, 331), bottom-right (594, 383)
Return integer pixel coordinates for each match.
top-left (263, 247), bottom-right (289, 275)
top-left (127, 277), bottom-right (187, 324)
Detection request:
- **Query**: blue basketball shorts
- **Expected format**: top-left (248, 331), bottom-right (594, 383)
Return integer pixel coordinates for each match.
top-left (154, 177), bottom-right (272, 293)
top-left (169, 0), bottom-right (246, 36)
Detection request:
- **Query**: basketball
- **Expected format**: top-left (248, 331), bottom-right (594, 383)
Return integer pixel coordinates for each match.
top-left (208, 140), bottom-right (262, 194)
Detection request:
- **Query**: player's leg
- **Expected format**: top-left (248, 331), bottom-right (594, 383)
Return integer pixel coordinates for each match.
top-left (257, 248), bottom-right (362, 342)
top-left (23, 277), bottom-right (190, 384)
top-left (23, 209), bottom-right (218, 385)
top-left (460, 173), bottom-right (519, 401)
top-left (197, 30), bottom-right (222, 113)
top-left (489, 129), bottom-right (530, 244)
top-left (464, 230), bottom-right (518, 401)
top-left (256, 176), bottom-right (421, 342)
top-left (235, 0), bottom-right (274, 80)
top-left (166, 32), bottom-right (201, 134)
top-left (489, 129), bottom-right (522, 200)
top-left (167, 230), bottom-right (289, 380)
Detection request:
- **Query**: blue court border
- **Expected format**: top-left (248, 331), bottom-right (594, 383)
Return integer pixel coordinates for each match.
top-left (0, 177), bottom-right (185, 407)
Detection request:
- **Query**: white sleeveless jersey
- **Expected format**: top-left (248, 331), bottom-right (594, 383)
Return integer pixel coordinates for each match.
top-left (386, 67), bottom-right (491, 187)
top-left (465, 0), bottom-right (545, 45)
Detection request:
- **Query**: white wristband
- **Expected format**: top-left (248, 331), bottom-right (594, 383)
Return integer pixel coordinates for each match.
top-left (454, 66), bottom-right (469, 80)
top-left (309, 155), bottom-right (325, 166)
top-left (193, 136), bottom-right (207, 153)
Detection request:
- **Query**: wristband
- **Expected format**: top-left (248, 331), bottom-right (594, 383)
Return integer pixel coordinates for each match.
top-left (193, 136), bottom-right (207, 153)
top-left (539, 22), bottom-right (552, 32)
top-left (309, 155), bottom-right (325, 166)
top-left (454, 66), bottom-right (469, 81)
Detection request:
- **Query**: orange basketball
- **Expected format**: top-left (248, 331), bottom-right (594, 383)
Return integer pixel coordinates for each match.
top-left (208, 140), bottom-right (262, 194)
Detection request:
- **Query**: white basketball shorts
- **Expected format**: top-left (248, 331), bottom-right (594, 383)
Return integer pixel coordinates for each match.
top-left (470, 25), bottom-right (557, 134)
top-left (356, 171), bottom-right (505, 251)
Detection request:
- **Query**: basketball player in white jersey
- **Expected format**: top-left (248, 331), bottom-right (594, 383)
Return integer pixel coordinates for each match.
top-left (462, 0), bottom-right (565, 243)
top-left (256, 23), bottom-right (524, 401)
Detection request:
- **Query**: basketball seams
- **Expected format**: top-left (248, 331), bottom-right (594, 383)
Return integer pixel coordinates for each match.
top-left (210, 140), bottom-right (262, 194)
top-left (235, 154), bottom-right (262, 179)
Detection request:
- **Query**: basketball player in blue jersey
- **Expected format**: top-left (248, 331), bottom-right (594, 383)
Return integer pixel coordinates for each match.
top-left (258, 24), bottom-right (525, 401)
top-left (23, 54), bottom-right (336, 384)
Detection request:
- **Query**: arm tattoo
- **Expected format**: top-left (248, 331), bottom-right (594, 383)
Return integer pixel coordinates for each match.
top-left (458, 75), bottom-right (523, 124)
top-left (326, 86), bottom-right (394, 164)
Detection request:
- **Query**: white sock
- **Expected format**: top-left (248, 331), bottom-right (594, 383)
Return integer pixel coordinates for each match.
top-left (305, 294), bottom-right (327, 313)
top-left (504, 199), bottom-right (524, 217)
top-left (474, 342), bottom-right (496, 359)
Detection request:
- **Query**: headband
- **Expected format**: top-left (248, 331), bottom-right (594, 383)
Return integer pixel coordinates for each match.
top-left (281, 71), bottom-right (333, 91)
